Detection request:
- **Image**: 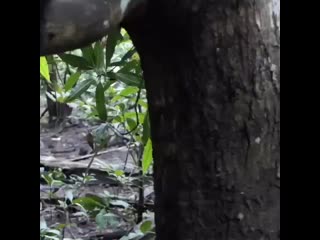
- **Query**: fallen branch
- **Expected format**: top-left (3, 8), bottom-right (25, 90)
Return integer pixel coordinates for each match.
top-left (40, 146), bottom-right (129, 163)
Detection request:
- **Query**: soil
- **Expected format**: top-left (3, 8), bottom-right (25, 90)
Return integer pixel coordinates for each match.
top-left (40, 97), bottom-right (154, 239)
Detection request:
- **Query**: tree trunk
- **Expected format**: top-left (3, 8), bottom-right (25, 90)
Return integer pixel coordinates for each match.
top-left (123, 0), bottom-right (280, 239)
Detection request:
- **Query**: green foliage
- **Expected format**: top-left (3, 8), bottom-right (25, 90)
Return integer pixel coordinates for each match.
top-left (119, 220), bottom-right (155, 240)
top-left (96, 210), bottom-right (121, 230)
top-left (110, 72), bottom-right (143, 87)
top-left (40, 57), bottom-right (50, 82)
top-left (142, 139), bottom-right (153, 175)
top-left (41, 172), bottom-right (65, 188)
top-left (95, 82), bottom-right (108, 121)
top-left (140, 220), bottom-right (153, 234)
top-left (73, 195), bottom-right (109, 214)
top-left (40, 228), bottom-right (61, 240)
top-left (105, 28), bottom-right (122, 67)
top-left (63, 71), bottom-right (81, 92)
top-left (59, 53), bottom-right (93, 70)
top-left (40, 28), bottom-right (154, 239)
top-left (142, 111), bottom-right (150, 145)
top-left (65, 78), bottom-right (95, 102)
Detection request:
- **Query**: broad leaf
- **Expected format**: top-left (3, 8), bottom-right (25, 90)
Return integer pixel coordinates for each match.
top-left (73, 196), bottom-right (106, 212)
top-left (59, 54), bottom-right (92, 70)
top-left (121, 48), bottom-right (137, 62)
top-left (142, 111), bottom-right (150, 145)
top-left (126, 118), bottom-right (137, 131)
top-left (114, 72), bottom-right (142, 87)
top-left (64, 72), bottom-right (81, 92)
top-left (66, 78), bottom-right (95, 102)
top-left (95, 82), bottom-right (107, 121)
top-left (114, 169), bottom-right (124, 177)
top-left (140, 220), bottom-right (153, 234)
top-left (40, 57), bottom-right (50, 82)
top-left (138, 99), bottom-right (148, 109)
top-left (94, 41), bottom-right (105, 69)
top-left (103, 80), bottom-right (115, 91)
top-left (124, 112), bottom-right (145, 124)
top-left (120, 86), bottom-right (139, 96)
top-left (118, 60), bottom-right (140, 74)
top-left (96, 210), bottom-right (120, 230)
top-left (142, 138), bottom-right (153, 174)
top-left (81, 46), bottom-right (96, 66)
top-left (105, 28), bottom-right (122, 67)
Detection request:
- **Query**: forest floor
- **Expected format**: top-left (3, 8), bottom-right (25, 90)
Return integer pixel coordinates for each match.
top-left (40, 98), bottom-right (154, 239)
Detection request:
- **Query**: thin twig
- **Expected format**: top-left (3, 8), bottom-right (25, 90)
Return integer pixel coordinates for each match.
top-left (120, 81), bottom-right (143, 135)
top-left (85, 150), bottom-right (98, 176)
top-left (123, 135), bottom-right (134, 171)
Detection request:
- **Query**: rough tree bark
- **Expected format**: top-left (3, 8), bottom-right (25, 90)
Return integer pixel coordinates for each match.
top-left (123, 0), bottom-right (280, 239)
top-left (40, 0), bottom-right (280, 239)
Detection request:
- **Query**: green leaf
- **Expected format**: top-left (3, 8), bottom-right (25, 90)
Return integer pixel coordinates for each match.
top-left (142, 111), bottom-right (150, 145)
top-left (73, 196), bottom-right (106, 212)
top-left (41, 173), bottom-right (53, 185)
top-left (94, 41), bottom-right (105, 69)
top-left (112, 48), bottom-right (137, 69)
top-left (111, 86), bottom-right (138, 103)
top-left (138, 99), bottom-right (148, 109)
top-left (121, 48), bottom-right (137, 62)
top-left (95, 82), bottom-right (107, 121)
top-left (142, 139), bottom-right (153, 174)
top-left (55, 223), bottom-right (67, 231)
top-left (118, 103), bottom-right (126, 112)
top-left (40, 57), bottom-right (50, 82)
top-left (66, 78), bottom-right (95, 102)
top-left (96, 209), bottom-right (108, 230)
top-left (120, 86), bottom-right (139, 96)
top-left (59, 54), bottom-right (92, 70)
top-left (64, 72), bottom-right (81, 92)
top-left (118, 60), bottom-right (140, 74)
top-left (124, 112), bottom-right (145, 124)
top-left (81, 46), bottom-right (96, 66)
top-left (126, 118), bottom-right (137, 131)
top-left (51, 180), bottom-right (64, 188)
top-left (111, 94), bottom-right (125, 103)
top-left (105, 28), bottom-right (122, 67)
top-left (114, 72), bottom-right (142, 87)
top-left (96, 210), bottom-right (120, 230)
top-left (112, 115), bottom-right (123, 123)
top-left (103, 80), bottom-right (115, 91)
top-left (114, 170), bottom-right (124, 177)
top-left (44, 229), bottom-right (61, 237)
top-left (109, 61), bottom-right (123, 67)
top-left (91, 124), bottom-right (111, 149)
top-left (121, 28), bottom-right (130, 40)
top-left (140, 220), bottom-right (153, 234)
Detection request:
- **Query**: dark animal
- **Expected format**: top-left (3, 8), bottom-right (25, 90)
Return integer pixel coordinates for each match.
top-left (40, 0), bottom-right (50, 54)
